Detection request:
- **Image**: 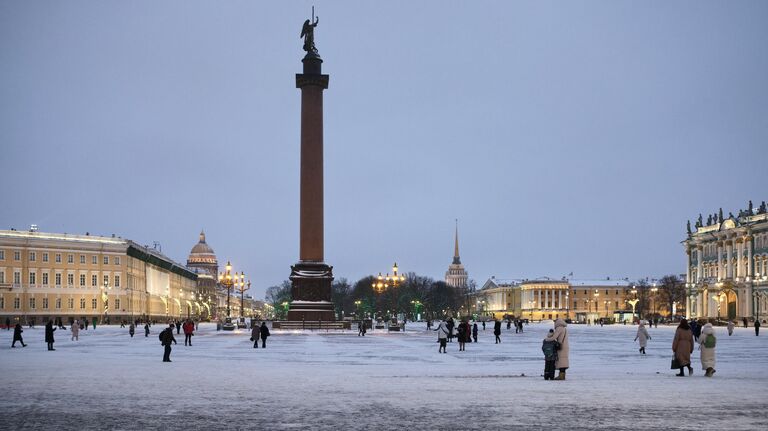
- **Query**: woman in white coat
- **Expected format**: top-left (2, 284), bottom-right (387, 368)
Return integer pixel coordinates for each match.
top-left (634, 322), bottom-right (651, 354)
top-left (552, 318), bottom-right (569, 380)
top-left (699, 322), bottom-right (717, 377)
top-left (71, 320), bottom-right (80, 341)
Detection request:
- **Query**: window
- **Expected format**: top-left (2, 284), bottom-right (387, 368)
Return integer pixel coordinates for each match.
top-left (114, 275), bottom-right (120, 287)
top-left (14, 297), bottom-right (20, 309)
top-left (80, 298), bottom-right (86, 309)
top-left (67, 273), bottom-right (74, 286)
top-left (43, 253), bottom-right (48, 262)
top-left (29, 298), bottom-right (35, 309)
top-left (42, 298), bottom-right (48, 309)
top-left (29, 252), bottom-right (36, 262)
top-left (92, 275), bottom-right (97, 286)
top-left (114, 257), bottom-right (120, 265)
top-left (0, 271), bottom-right (5, 283)
top-left (91, 298), bottom-right (97, 309)
top-left (42, 273), bottom-right (49, 285)
top-left (68, 298), bottom-right (74, 309)
top-left (67, 254), bottom-right (74, 264)
top-left (0, 297), bottom-right (3, 309)
top-left (103, 256), bottom-right (109, 265)
top-left (14, 271), bottom-right (21, 284)
top-left (14, 251), bottom-right (20, 260)
top-left (80, 274), bottom-right (86, 286)
top-left (29, 272), bottom-right (36, 285)
top-left (103, 275), bottom-right (109, 286)
top-left (115, 298), bottom-right (120, 310)
top-left (55, 273), bottom-right (62, 286)
top-left (80, 255), bottom-right (86, 264)
top-left (92, 255), bottom-right (97, 265)
top-left (55, 298), bottom-right (61, 309)
top-left (55, 253), bottom-right (61, 263)
top-left (0, 250), bottom-right (4, 260)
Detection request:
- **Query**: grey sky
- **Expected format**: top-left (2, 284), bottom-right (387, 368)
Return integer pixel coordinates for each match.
top-left (2, 1), bottom-right (767, 300)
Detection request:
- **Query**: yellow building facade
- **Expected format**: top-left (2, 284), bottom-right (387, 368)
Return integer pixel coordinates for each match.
top-left (0, 230), bottom-right (198, 325)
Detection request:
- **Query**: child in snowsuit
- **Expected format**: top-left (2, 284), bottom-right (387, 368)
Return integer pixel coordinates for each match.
top-left (542, 329), bottom-right (559, 380)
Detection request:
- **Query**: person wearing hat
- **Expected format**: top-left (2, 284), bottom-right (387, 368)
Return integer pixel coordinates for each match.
top-left (160, 323), bottom-right (177, 362)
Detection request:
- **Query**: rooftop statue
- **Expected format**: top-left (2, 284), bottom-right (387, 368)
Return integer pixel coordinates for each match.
top-left (301, 16), bottom-right (319, 53)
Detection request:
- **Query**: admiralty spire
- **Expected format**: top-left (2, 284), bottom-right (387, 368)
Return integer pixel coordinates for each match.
top-left (445, 220), bottom-right (468, 289)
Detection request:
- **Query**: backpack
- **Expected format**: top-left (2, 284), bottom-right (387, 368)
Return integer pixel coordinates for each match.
top-left (703, 334), bottom-right (716, 348)
top-left (542, 340), bottom-right (558, 359)
top-left (159, 330), bottom-right (165, 343)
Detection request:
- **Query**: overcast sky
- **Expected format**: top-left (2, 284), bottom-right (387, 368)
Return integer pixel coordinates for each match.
top-left (2, 1), bottom-right (767, 300)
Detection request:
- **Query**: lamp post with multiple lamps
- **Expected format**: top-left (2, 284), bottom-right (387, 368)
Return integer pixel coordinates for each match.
top-left (371, 262), bottom-right (406, 321)
top-left (218, 261), bottom-right (241, 320)
top-left (237, 276), bottom-right (250, 320)
top-left (627, 286), bottom-right (639, 323)
top-left (650, 283), bottom-right (659, 319)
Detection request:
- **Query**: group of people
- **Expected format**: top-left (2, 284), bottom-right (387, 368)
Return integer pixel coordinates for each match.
top-left (672, 318), bottom-right (718, 377)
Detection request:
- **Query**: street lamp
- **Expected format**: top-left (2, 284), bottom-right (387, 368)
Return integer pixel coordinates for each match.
top-left (218, 261), bottom-right (235, 318)
top-left (593, 290), bottom-right (600, 322)
top-left (100, 279), bottom-right (112, 324)
top-left (627, 286), bottom-right (639, 323)
top-left (371, 262), bottom-right (406, 320)
top-left (651, 283), bottom-right (658, 319)
top-left (237, 275), bottom-right (250, 320)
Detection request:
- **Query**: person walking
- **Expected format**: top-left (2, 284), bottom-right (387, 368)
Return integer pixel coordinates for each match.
top-left (250, 324), bottom-right (260, 348)
top-left (434, 319), bottom-right (448, 353)
top-left (493, 319), bottom-right (502, 344)
top-left (129, 323), bottom-right (135, 338)
top-left (160, 324), bottom-right (177, 362)
top-left (672, 318), bottom-right (695, 376)
top-left (482, 321), bottom-right (486, 331)
top-left (45, 320), bottom-right (57, 351)
top-left (552, 318), bottom-right (569, 380)
top-left (91, 317), bottom-right (97, 330)
top-left (634, 321), bottom-right (651, 354)
top-left (259, 322), bottom-right (270, 348)
top-left (691, 320), bottom-right (702, 344)
top-left (727, 320), bottom-right (735, 336)
top-left (358, 320), bottom-right (366, 336)
top-left (542, 329), bottom-right (558, 380)
top-left (5, 317), bottom-right (10, 330)
top-left (71, 320), bottom-right (80, 341)
top-left (472, 322), bottom-right (478, 343)
top-left (457, 320), bottom-right (468, 351)
top-left (182, 319), bottom-right (194, 346)
top-left (144, 322), bottom-right (150, 338)
top-left (446, 318), bottom-right (455, 343)
top-left (175, 320), bottom-right (182, 335)
top-left (743, 317), bottom-right (748, 328)
top-left (11, 323), bottom-right (26, 347)
top-left (699, 322), bottom-right (717, 377)
top-left (756, 319), bottom-right (761, 336)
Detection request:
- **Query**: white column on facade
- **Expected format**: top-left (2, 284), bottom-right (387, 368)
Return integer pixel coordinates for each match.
top-left (716, 242), bottom-right (722, 280)
top-left (747, 236), bottom-right (753, 278)
top-left (686, 248), bottom-right (692, 284)
top-left (558, 290), bottom-right (563, 310)
top-left (726, 240), bottom-right (733, 279)
top-left (537, 289), bottom-right (541, 308)
top-left (746, 285), bottom-right (753, 318)
top-left (544, 290), bottom-right (549, 309)
top-left (697, 247), bottom-right (703, 283)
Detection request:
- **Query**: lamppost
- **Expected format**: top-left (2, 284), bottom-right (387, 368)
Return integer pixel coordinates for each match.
top-left (371, 262), bottom-right (405, 320)
top-left (237, 276), bottom-right (250, 320)
top-left (593, 289), bottom-right (600, 322)
top-left (218, 261), bottom-right (236, 318)
top-left (627, 286), bottom-right (639, 323)
top-left (410, 300), bottom-right (422, 320)
top-left (651, 283), bottom-right (658, 319)
top-left (100, 279), bottom-right (112, 324)
top-left (354, 300), bottom-right (362, 319)
top-left (565, 291), bottom-right (570, 320)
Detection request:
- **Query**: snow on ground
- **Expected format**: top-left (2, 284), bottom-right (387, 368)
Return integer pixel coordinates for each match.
top-left (1, 321), bottom-right (767, 430)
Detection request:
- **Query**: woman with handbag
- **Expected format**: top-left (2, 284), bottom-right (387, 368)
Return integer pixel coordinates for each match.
top-left (672, 318), bottom-right (695, 376)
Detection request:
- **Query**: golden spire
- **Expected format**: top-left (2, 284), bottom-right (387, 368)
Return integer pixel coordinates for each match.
top-left (453, 219), bottom-right (461, 265)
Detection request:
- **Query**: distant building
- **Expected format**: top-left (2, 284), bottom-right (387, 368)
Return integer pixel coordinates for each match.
top-left (186, 230), bottom-right (219, 319)
top-left (684, 202), bottom-right (768, 320)
top-left (445, 221), bottom-right (468, 289)
top-left (0, 229), bottom-right (198, 324)
top-left (473, 276), bottom-right (635, 322)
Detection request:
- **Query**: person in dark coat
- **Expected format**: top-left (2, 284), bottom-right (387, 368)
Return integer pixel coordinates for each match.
top-left (446, 318), bottom-right (455, 343)
top-left (259, 322), bottom-right (270, 348)
top-left (5, 317), bottom-right (10, 330)
top-left (672, 318), bottom-right (694, 376)
top-left (743, 317), bottom-right (748, 328)
top-left (144, 322), bottom-right (150, 337)
top-left (129, 323), bottom-right (135, 338)
top-left (472, 322), bottom-right (478, 343)
top-left (690, 320), bottom-right (701, 343)
top-left (494, 319), bottom-right (502, 344)
top-left (11, 323), bottom-right (26, 347)
top-left (45, 320), bottom-right (57, 351)
top-left (160, 324), bottom-right (177, 362)
top-left (756, 320), bottom-right (761, 336)
top-left (457, 320), bottom-right (468, 351)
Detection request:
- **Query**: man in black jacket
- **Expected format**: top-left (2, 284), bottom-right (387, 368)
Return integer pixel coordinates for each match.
top-left (45, 320), bottom-right (56, 351)
top-left (160, 324), bottom-right (177, 362)
top-left (259, 322), bottom-right (270, 348)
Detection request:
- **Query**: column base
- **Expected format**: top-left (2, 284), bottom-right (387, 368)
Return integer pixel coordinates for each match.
top-left (287, 261), bottom-right (336, 322)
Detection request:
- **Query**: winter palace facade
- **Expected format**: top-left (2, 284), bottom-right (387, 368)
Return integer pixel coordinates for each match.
top-left (684, 204), bottom-right (768, 321)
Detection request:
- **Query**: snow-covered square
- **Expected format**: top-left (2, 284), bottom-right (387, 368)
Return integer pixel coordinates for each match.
top-left (2, 321), bottom-right (767, 430)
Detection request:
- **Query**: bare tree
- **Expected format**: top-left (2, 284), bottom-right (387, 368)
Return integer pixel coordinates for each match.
top-left (658, 274), bottom-right (685, 317)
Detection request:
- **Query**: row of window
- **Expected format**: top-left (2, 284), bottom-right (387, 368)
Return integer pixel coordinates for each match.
top-left (0, 271), bottom-right (120, 288)
top-left (0, 250), bottom-right (120, 266)
top-left (0, 297), bottom-right (120, 310)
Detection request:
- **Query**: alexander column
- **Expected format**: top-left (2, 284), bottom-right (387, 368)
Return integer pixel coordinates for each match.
top-left (287, 14), bottom-right (336, 321)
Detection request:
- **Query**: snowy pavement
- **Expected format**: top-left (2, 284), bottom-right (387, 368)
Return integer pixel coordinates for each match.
top-left (2, 321), bottom-right (767, 430)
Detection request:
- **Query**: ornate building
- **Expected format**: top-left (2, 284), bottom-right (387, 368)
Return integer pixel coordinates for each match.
top-left (187, 230), bottom-right (219, 320)
top-left (0, 229), bottom-right (198, 324)
top-left (445, 221), bottom-right (468, 289)
top-left (684, 201), bottom-right (768, 321)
